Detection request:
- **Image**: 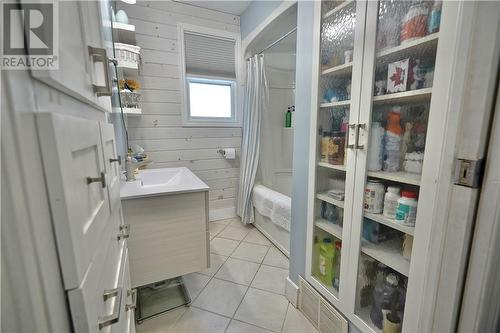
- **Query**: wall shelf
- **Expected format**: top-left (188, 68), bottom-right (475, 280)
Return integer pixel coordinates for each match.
top-left (318, 161), bottom-right (346, 172)
top-left (376, 33), bottom-right (439, 64)
top-left (316, 193), bottom-right (345, 208)
top-left (320, 100), bottom-right (351, 108)
top-left (112, 22), bottom-right (136, 45)
top-left (361, 239), bottom-right (410, 277)
top-left (321, 62), bottom-right (353, 77)
top-left (367, 170), bottom-right (421, 186)
top-left (112, 107), bottom-right (142, 115)
top-left (364, 213), bottom-right (415, 236)
top-left (315, 219), bottom-right (343, 239)
top-left (372, 88), bottom-right (432, 105)
top-left (323, 0), bottom-right (355, 19)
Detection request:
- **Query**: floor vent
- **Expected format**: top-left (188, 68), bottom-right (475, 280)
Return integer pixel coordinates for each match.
top-left (298, 277), bottom-right (348, 333)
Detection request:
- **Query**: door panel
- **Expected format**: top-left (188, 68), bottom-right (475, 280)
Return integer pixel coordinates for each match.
top-left (37, 112), bottom-right (110, 289)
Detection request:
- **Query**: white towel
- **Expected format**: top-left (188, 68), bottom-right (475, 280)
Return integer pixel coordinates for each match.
top-left (252, 185), bottom-right (291, 232)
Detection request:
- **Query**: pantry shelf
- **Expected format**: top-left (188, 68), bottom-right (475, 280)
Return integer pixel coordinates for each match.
top-left (318, 162), bottom-right (346, 172)
top-left (316, 193), bottom-right (345, 208)
top-left (373, 88), bottom-right (432, 105)
top-left (367, 171), bottom-right (421, 186)
top-left (320, 100), bottom-right (351, 108)
top-left (364, 213), bottom-right (415, 236)
top-left (315, 219), bottom-right (343, 239)
top-left (323, 0), bottom-right (355, 19)
top-left (376, 33), bottom-right (439, 64)
top-left (112, 22), bottom-right (136, 45)
top-left (321, 62), bottom-right (353, 77)
top-left (361, 239), bottom-right (410, 277)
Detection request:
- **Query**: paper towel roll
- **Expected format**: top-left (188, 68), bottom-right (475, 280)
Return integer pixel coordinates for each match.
top-left (223, 148), bottom-right (236, 159)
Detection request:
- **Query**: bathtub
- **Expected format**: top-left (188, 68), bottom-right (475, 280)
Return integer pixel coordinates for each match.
top-left (252, 184), bottom-right (291, 257)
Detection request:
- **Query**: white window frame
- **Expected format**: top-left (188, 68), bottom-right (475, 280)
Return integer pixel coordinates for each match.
top-left (178, 23), bottom-right (242, 127)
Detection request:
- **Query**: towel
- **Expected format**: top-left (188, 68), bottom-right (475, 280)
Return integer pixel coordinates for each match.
top-left (252, 185), bottom-right (291, 232)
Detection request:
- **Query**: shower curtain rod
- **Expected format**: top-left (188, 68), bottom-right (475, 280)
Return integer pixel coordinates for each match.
top-left (247, 27), bottom-right (297, 60)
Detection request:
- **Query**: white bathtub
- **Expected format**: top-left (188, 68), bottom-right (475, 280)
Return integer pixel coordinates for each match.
top-left (120, 167), bottom-right (209, 200)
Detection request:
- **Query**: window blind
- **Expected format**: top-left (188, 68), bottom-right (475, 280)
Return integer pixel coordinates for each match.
top-left (184, 32), bottom-right (236, 79)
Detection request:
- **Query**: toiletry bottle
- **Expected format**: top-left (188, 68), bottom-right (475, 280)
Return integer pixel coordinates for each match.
top-left (285, 106), bottom-right (292, 128)
top-left (428, 1), bottom-right (442, 34)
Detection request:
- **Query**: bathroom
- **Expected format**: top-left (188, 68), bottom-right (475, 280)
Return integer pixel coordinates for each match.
top-left (2, 1), bottom-right (500, 333)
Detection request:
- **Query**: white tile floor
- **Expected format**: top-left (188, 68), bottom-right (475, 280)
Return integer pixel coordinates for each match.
top-left (137, 217), bottom-right (318, 333)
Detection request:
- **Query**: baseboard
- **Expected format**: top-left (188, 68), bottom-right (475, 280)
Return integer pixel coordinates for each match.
top-left (209, 207), bottom-right (236, 222)
top-left (286, 276), bottom-right (299, 307)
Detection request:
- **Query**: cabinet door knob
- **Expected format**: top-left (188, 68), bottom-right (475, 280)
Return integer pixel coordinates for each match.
top-left (86, 172), bottom-right (106, 188)
top-left (88, 46), bottom-right (113, 97)
top-left (347, 124), bottom-right (357, 149)
top-left (126, 289), bottom-right (137, 311)
top-left (109, 155), bottom-right (121, 165)
top-left (356, 123), bottom-right (366, 150)
top-left (98, 288), bottom-right (122, 329)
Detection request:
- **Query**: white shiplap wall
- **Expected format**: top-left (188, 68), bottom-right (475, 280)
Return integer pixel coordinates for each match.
top-left (117, 1), bottom-right (241, 220)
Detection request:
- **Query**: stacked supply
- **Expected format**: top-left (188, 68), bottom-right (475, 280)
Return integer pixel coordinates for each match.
top-left (384, 107), bottom-right (403, 172)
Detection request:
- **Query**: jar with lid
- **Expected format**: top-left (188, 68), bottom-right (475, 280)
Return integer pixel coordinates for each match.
top-left (364, 181), bottom-right (385, 214)
top-left (383, 186), bottom-right (401, 219)
top-left (395, 191), bottom-right (418, 225)
top-left (329, 131), bottom-right (345, 165)
top-left (321, 131), bottom-right (331, 162)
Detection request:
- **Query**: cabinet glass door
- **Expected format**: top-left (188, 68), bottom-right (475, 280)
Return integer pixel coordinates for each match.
top-left (311, 0), bottom-right (363, 301)
top-left (353, 0), bottom-right (442, 331)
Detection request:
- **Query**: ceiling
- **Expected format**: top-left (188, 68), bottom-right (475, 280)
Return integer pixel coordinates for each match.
top-left (178, 1), bottom-right (252, 16)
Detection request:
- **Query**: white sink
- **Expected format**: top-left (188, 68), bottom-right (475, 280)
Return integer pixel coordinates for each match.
top-left (120, 167), bottom-right (209, 200)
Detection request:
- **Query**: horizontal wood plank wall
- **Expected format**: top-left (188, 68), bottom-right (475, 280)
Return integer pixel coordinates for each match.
top-left (118, 1), bottom-right (241, 220)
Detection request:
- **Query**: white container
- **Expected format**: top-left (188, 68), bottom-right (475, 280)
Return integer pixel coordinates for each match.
top-left (115, 43), bottom-right (141, 65)
top-left (364, 181), bottom-right (385, 214)
top-left (395, 191), bottom-right (418, 225)
top-left (383, 186), bottom-right (401, 219)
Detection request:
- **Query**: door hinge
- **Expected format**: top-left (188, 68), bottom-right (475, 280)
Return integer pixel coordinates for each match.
top-left (454, 158), bottom-right (484, 188)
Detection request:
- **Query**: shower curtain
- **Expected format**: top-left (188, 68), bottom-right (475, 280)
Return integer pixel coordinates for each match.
top-left (237, 55), bottom-right (267, 224)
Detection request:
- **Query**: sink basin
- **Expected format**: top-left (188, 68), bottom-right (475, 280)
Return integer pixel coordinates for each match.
top-left (120, 167), bottom-right (209, 200)
top-left (138, 168), bottom-right (183, 187)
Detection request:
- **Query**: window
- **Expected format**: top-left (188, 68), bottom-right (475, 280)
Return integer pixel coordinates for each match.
top-left (179, 24), bottom-right (240, 126)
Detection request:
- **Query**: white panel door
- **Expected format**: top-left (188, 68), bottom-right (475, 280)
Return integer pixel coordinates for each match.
top-left (100, 122), bottom-right (122, 215)
top-left (36, 112), bottom-right (110, 289)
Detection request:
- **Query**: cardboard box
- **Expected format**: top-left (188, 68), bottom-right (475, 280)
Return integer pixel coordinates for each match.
top-left (387, 58), bottom-right (409, 93)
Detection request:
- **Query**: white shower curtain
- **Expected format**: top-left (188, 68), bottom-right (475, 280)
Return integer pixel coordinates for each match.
top-left (237, 55), bottom-right (267, 224)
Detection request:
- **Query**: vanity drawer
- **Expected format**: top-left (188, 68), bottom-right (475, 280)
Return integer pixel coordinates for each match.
top-left (67, 208), bottom-right (127, 333)
top-left (123, 191), bottom-right (208, 287)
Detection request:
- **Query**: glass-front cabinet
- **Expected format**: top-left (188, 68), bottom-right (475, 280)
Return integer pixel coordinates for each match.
top-left (307, 1), bottom-right (459, 332)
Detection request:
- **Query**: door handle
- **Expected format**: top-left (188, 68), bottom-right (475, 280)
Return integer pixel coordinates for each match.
top-left (88, 46), bottom-right (113, 97)
top-left (126, 289), bottom-right (137, 311)
top-left (109, 155), bottom-right (121, 165)
top-left (98, 287), bottom-right (122, 329)
top-left (86, 172), bottom-right (106, 188)
top-left (347, 124), bottom-right (357, 149)
top-left (356, 123), bottom-right (366, 149)
top-left (117, 224), bottom-right (130, 241)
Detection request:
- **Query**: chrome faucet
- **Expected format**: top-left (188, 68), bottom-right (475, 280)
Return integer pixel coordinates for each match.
top-left (125, 156), bottom-right (152, 181)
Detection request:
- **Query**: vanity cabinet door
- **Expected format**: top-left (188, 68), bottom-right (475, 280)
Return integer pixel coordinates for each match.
top-left (100, 122), bottom-right (121, 215)
top-left (36, 112), bottom-right (111, 289)
top-left (30, 0), bottom-right (112, 112)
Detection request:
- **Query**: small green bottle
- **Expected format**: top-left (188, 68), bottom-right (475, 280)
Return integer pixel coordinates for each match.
top-left (285, 107), bottom-right (292, 128)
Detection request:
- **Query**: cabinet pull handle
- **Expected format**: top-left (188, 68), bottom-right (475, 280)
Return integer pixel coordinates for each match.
top-left (126, 289), bottom-right (137, 311)
top-left (86, 172), bottom-right (106, 188)
top-left (356, 123), bottom-right (366, 150)
top-left (109, 155), bottom-right (121, 165)
top-left (347, 124), bottom-right (357, 149)
top-left (98, 288), bottom-right (122, 329)
top-left (88, 46), bottom-right (112, 97)
top-left (117, 224), bottom-right (130, 241)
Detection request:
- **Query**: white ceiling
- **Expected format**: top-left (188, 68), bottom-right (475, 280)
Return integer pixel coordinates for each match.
top-left (178, 1), bottom-right (252, 16)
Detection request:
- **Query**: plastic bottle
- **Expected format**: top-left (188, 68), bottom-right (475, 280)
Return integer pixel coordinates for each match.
top-left (427, 1), bottom-right (442, 34)
top-left (368, 122), bottom-right (385, 171)
top-left (364, 180), bottom-right (385, 214)
top-left (318, 238), bottom-right (335, 287)
top-left (384, 107), bottom-right (403, 172)
top-left (400, 1), bottom-right (429, 43)
top-left (395, 191), bottom-right (418, 225)
top-left (332, 241), bottom-right (342, 290)
top-left (383, 187), bottom-right (401, 219)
